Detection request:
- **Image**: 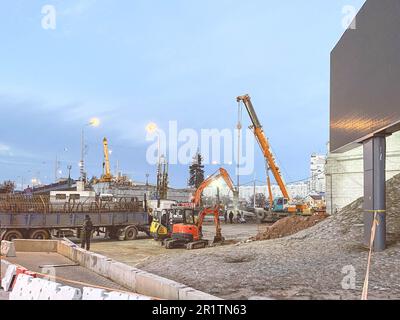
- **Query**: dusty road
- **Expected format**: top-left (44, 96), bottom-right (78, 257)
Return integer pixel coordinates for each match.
top-left (91, 223), bottom-right (260, 267)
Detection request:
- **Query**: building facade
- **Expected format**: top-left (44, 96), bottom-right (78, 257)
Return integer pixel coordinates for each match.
top-left (326, 131), bottom-right (400, 214)
top-left (309, 154), bottom-right (326, 194)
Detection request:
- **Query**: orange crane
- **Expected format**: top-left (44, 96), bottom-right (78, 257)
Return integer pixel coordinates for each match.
top-left (237, 94), bottom-right (292, 213)
top-left (100, 137), bottom-right (113, 183)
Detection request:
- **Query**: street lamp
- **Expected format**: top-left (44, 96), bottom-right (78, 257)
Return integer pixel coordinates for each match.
top-left (80, 117), bottom-right (101, 182)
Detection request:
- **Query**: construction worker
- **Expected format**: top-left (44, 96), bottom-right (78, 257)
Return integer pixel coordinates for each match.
top-left (81, 215), bottom-right (93, 251)
top-left (229, 211), bottom-right (234, 224)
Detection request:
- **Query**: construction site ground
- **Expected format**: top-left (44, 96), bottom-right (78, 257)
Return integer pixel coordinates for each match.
top-left (91, 223), bottom-right (260, 266)
top-left (92, 175), bottom-right (400, 300)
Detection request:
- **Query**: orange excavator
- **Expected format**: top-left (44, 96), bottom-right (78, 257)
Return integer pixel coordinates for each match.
top-left (164, 168), bottom-right (238, 250)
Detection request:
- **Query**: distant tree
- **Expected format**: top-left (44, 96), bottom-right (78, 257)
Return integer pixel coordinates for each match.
top-left (188, 153), bottom-right (205, 189)
top-left (248, 193), bottom-right (267, 208)
top-left (0, 180), bottom-right (15, 194)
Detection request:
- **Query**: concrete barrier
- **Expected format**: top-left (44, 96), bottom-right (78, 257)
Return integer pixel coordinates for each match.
top-left (9, 274), bottom-right (34, 300)
top-left (1, 241), bottom-right (16, 257)
top-left (1, 264), bottom-right (17, 291)
top-left (108, 262), bottom-right (140, 291)
top-left (135, 271), bottom-right (187, 300)
top-left (1, 258), bottom-right (13, 279)
top-left (82, 287), bottom-right (107, 300)
top-left (13, 240), bottom-right (58, 253)
top-left (179, 287), bottom-right (222, 300)
top-left (52, 286), bottom-right (82, 300)
top-left (56, 240), bottom-right (221, 300)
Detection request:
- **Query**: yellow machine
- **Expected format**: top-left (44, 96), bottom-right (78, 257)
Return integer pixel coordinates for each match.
top-left (150, 209), bottom-right (172, 240)
top-left (100, 137), bottom-right (113, 183)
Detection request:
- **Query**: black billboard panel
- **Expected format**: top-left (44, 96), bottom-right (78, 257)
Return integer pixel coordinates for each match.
top-left (330, 0), bottom-right (400, 153)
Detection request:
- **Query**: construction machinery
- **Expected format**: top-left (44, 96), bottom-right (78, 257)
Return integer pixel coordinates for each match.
top-left (237, 94), bottom-right (306, 221)
top-left (100, 137), bottom-right (113, 183)
top-left (155, 168), bottom-right (237, 249)
top-left (191, 167), bottom-right (239, 209)
top-left (164, 206), bottom-right (222, 250)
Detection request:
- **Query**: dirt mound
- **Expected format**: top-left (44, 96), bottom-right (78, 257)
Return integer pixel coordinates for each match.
top-left (286, 173), bottom-right (400, 243)
top-left (253, 212), bottom-right (329, 241)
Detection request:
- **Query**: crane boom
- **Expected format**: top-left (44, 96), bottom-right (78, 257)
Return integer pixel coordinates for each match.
top-left (101, 137), bottom-right (113, 182)
top-left (237, 94), bottom-right (290, 200)
top-left (192, 168), bottom-right (238, 208)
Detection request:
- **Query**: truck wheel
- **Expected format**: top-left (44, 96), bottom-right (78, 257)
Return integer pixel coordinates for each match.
top-left (256, 210), bottom-right (266, 222)
top-left (1, 229), bottom-right (24, 241)
top-left (29, 229), bottom-right (51, 240)
top-left (124, 226), bottom-right (138, 241)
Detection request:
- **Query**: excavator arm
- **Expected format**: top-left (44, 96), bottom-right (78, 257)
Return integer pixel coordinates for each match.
top-left (197, 206), bottom-right (223, 243)
top-left (192, 168), bottom-right (238, 208)
top-left (237, 94), bottom-right (290, 200)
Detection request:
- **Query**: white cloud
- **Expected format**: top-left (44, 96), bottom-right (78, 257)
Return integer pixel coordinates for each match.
top-left (0, 143), bottom-right (12, 156)
top-left (61, 0), bottom-right (97, 17)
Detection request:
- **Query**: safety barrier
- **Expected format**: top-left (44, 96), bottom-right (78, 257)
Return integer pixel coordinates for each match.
top-left (5, 239), bottom-right (220, 300)
top-left (13, 239), bottom-right (58, 253)
top-left (5, 267), bottom-right (151, 300)
top-left (1, 240), bottom-right (16, 257)
top-left (57, 240), bottom-right (221, 300)
top-left (1, 264), bottom-right (16, 291)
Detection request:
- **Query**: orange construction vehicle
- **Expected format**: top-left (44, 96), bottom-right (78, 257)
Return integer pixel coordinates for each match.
top-left (237, 94), bottom-right (308, 220)
top-left (164, 168), bottom-right (238, 250)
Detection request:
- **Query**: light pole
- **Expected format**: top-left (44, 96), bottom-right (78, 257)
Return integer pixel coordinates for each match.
top-left (80, 118), bottom-right (100, 182)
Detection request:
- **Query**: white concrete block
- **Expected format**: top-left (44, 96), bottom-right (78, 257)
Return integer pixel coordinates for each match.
top-left (104, 291), bottom-right (131, 300)
top-left (135, 271), bottom-right (187, 300)
top-left (82, 287), bottom-right (107, 300)
top-left (37, 280), bottom-right (62, 300)
top-left (9, 274), bottom-right (34, 300)
top-left (51, 286), bottom-right (82, 300)
top-left (1, 264), bottom-right (17, 291)
top-left (128, 293), bottom-right (153, 301)
top-left (29, 278), bottom-right (49, 300)
top-left (179, 287), bottom-right (221, 300)
top-left (1, 241), bottom-right (16, 257)
top-left (108, 262), bottom-right (139, 291)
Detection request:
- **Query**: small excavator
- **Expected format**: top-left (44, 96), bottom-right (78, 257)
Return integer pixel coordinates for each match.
top-left (162, 168), bottom-right (239, 250)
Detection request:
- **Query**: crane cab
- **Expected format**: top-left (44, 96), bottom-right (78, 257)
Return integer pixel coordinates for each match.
top-left (150, 209), bottom-right (173, 240)
top-left (150, 207), bottom-right (198, 241)
top-left (272, 197), bottom-right (289, 212)
top-left (171, 209), bottom-right (201, 242)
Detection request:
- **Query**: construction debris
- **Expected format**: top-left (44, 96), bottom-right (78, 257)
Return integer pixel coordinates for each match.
top-left (252, 212), bottom-right (329, 241)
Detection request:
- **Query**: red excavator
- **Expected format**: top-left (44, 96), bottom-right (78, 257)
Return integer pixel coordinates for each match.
top-left (164, 168), bottom-right (238, 250)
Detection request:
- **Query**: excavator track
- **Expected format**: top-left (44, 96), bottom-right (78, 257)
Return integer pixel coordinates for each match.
top-left (186, 240), bottom-right (209, 250)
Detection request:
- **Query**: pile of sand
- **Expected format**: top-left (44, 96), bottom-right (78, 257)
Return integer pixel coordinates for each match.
top-left (252, 212), bottom-right (329, 241)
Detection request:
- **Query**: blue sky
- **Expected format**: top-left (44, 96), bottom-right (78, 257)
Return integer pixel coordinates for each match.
top-left (0, 0), bottom-right (365, 188)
